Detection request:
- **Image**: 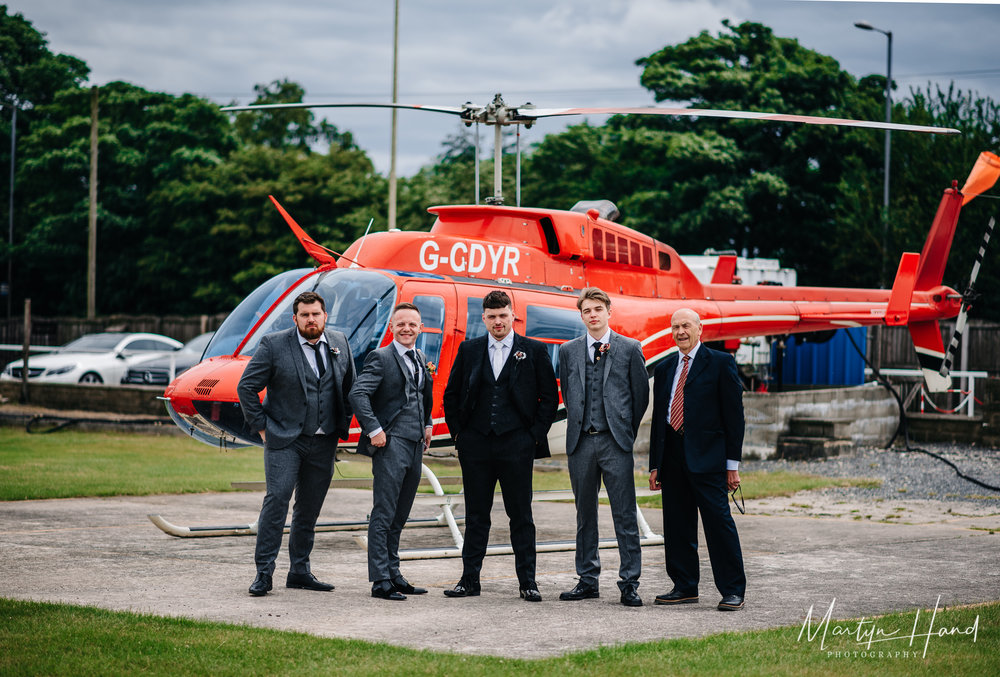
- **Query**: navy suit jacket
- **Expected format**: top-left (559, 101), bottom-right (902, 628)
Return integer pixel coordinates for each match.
top-left (649, 344), bottom-right (745, 474)
top-left (442, 332), bottom-right (558, 458)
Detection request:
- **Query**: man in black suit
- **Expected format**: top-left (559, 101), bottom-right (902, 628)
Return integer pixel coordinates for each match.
top-left (442, 290), bottom-right (558, 601)
top-left (237, 291), bottom-right (355, 597)
top-left (349, 302), bottom-right (434, 601)
top-left (649, 308), bottom-right (746, 611)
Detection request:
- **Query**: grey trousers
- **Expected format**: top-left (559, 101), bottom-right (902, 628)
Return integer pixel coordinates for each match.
top-left (567, 431), bottom-right (641, 591)
top-left (367, 435), bottom-right (423, 582)
top-left (255, 434), bottom-right (337, 577)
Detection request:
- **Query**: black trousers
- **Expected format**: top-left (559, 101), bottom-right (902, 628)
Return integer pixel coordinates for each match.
top-left (660, 428), bottom-right (746, 597)
top-left (457, 427), bottom-right (536, 587)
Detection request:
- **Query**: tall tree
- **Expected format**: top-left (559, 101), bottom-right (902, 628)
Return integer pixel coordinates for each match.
top-left (233, 79), bottom-right (350, 151)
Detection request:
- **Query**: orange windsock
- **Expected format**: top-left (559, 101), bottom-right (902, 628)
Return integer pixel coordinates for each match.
top-left (961, 151), bottom-right (1000, 205)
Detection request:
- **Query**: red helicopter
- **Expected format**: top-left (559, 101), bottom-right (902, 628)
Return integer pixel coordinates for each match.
top-left (161, 96), bottom-right (999, 453)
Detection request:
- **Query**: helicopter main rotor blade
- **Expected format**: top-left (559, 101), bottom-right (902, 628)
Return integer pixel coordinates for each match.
top-left (517, 106), bottom-right (960, 135)
top-left (221, 101), bottom-right (470, 115)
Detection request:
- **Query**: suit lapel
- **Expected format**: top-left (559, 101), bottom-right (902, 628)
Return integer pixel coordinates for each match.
top-left (391, 345), bottom-right (413, 385)
top-left (685, 345), bottom-right (709, 386)
top-left (288, 329), bottom-right (309, 390)
top-left (600, 333), bottom-right (615, 386)
top-left (659, 352), bottom-right (678, 402)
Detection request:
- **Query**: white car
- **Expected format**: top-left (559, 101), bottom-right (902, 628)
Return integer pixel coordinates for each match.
top-left (2, 332), bottom-right (184, 385)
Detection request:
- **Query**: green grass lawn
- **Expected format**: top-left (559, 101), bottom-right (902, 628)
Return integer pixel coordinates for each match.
top-left (0, 428), bottom-right (879, 502)
top-left (1, 597), bottom-right (994, 676)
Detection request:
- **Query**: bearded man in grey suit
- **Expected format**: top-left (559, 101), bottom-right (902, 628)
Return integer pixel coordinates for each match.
top-left (349, 302), bottom-right (434, 601)
top-left (238, 291), bottom-right (355, 597)
top-left (558, 287), bottom-right (649, 607)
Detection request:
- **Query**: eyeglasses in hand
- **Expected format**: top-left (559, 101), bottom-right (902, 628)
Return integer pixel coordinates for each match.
top-left (730, 484), bottom-right (745, 515)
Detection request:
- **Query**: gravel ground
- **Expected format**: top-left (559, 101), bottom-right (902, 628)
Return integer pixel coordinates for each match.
top-left (743, 443), bottom-right (1000, 501)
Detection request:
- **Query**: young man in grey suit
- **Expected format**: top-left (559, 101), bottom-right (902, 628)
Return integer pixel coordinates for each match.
top-left (237, 291), bottom-right (355, 597)
top-left (349, 302), bottom-right (434, 601)
top-left (442, 290), bottom-right (558, 601)
top-left (558, 287), bottom-right (649, 607)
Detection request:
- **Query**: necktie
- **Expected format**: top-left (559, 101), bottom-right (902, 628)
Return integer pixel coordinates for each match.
top-left (592, 341), bottom-right (602, 363)
top-left (309, 342), bottom-right (326, 378)
top-left (491, 343), bottom-right (505, 379)
top-left (405, 349), bottom-right (421, 386)
top-left (669, 355), bottom-right (690, 432)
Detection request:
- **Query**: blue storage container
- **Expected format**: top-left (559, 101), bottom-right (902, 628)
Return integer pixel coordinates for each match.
top-left (772, 327), bottom-right (868, 386)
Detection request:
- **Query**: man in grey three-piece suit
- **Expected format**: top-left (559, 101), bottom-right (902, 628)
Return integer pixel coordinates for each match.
top-left (349, 302), bottom-right (434, 601)
top-left (558, 287), bottom-right (649, 607)
top-left (238, 291), bottom-right (355, 597)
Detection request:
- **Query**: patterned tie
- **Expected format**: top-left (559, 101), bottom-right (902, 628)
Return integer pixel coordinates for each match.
top-left (405, 349), bottom-right (421, 386)
top-left (592, 341), bottom-right (602, 363)
top-left (491, 343), bottom-right (505, 379)
top-left (669, 354), bottom-right (690, 433)
top-left (308, 342), bottom-right (326, 378)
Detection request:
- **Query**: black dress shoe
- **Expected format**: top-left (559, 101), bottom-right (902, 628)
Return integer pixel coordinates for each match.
top-left (620, 586), bottom-right (643, 607)
top-left (249, 573), bottom-right (272, 597)
top-left (286, 572), bottom-right (335, 591)
top-left (559, 581), bottom-right (599, 601)
top-left (372, 582), bottom-right (406, 601)
top-left (391, 577), bottom-right (427, 595)
top-left (718, 594), bottom-right (745, 611)
top-left (519, 585), bottom-right (542, 602)
top-left (443, 581), bottom-right (481, 598)
top-left (654, 588), bottom-right (699, 605)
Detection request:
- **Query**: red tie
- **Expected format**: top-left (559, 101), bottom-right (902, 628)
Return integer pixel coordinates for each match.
top-left (669, 355), bottom-right (690, 433)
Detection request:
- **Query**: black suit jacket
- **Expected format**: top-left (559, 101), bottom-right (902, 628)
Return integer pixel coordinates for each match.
top-left (442, 332), bottom-right (558, 458)
top-left (649, 344), bottom-right (745, 474)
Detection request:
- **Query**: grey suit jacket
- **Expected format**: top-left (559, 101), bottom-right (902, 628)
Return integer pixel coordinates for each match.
top-left (348, 344), bottom-right (434, 457)
top-left (237, 326), bottom-right (355, 449)
top-left (558, 331), bottom-right (649, 454)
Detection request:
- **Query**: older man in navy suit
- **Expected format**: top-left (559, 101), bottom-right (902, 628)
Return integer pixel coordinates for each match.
top-left (649, 308), bottom-right (746, 611)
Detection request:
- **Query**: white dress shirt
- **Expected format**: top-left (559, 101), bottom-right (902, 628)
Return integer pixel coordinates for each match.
top-left (587, 328), bottom-right (612, 362)
top-left (299, 335), bottom-right (328, 434)
top-left (488, 332), bottom-right (515, 377)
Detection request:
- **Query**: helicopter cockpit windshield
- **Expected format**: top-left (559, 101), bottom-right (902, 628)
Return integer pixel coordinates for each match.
top-left (235, 269), bottom-right (397, 371)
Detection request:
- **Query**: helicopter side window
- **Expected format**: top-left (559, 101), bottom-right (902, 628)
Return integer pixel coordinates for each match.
top-left (605, 233), bottom-right (617, 263)
top-left (618, 237), bottom-right (630, 265)
top-left (525, 304), bottom-right (587, 373)
top-left (465, 297), bottom-right (487, 340)
top-left (658, 251), bottom-right (672, 271)
top-left (412, 295), bottom-right (445, 366)
top-left (592, 228), bottom-right (604, 260)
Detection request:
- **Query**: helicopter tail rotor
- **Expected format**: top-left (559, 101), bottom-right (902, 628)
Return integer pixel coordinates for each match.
top-left (939, 216), bottom-right (996, 379)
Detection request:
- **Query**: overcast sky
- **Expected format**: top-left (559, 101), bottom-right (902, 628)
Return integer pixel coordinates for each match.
top-left (14, 1), bottom-right (1000, 176)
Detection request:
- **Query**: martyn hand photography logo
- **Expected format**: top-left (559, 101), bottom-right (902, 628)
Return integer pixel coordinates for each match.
top-left (797, 596), bottom-right (980, 659)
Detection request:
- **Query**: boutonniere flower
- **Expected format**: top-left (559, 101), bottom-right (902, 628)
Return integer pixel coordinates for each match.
top-left (594, 343), bottom-right (610, 362)
top-left (425, 361), bottom-right (437, 376)
top-left (513, 351), bottom-right (526, 361)
top-left (330, 346), bottom-right (340, 357)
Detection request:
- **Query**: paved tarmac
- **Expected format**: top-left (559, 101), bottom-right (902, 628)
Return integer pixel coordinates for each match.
top-left (2, 481), bottom-right (998, 658)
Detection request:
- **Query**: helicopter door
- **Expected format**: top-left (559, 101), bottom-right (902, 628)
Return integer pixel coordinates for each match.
top-left (398, 281), bottom-right (458, 379)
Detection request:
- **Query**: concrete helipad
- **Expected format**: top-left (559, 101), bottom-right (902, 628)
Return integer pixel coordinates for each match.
top-left (1, 487), bottom-right (998, 658)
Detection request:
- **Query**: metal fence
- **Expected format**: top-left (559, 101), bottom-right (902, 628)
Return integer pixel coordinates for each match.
top-left (0, 313), bottom-right (229, 368)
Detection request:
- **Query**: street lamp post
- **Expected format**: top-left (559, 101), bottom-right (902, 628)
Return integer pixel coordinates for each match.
top-left (854, 21), bottom-right (893, 288)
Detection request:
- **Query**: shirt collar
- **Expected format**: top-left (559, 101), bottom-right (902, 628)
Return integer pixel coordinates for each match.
top-left (300, 333), bottom-right (327, 348)
top-left (392, 340), bottom-right (416, 356)
top-left (679, 341), bottom-right (701, 362)
top-left (489, 332), bottom-right (514, 351)
top-left (588, 328), bottom-right (612, 347)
